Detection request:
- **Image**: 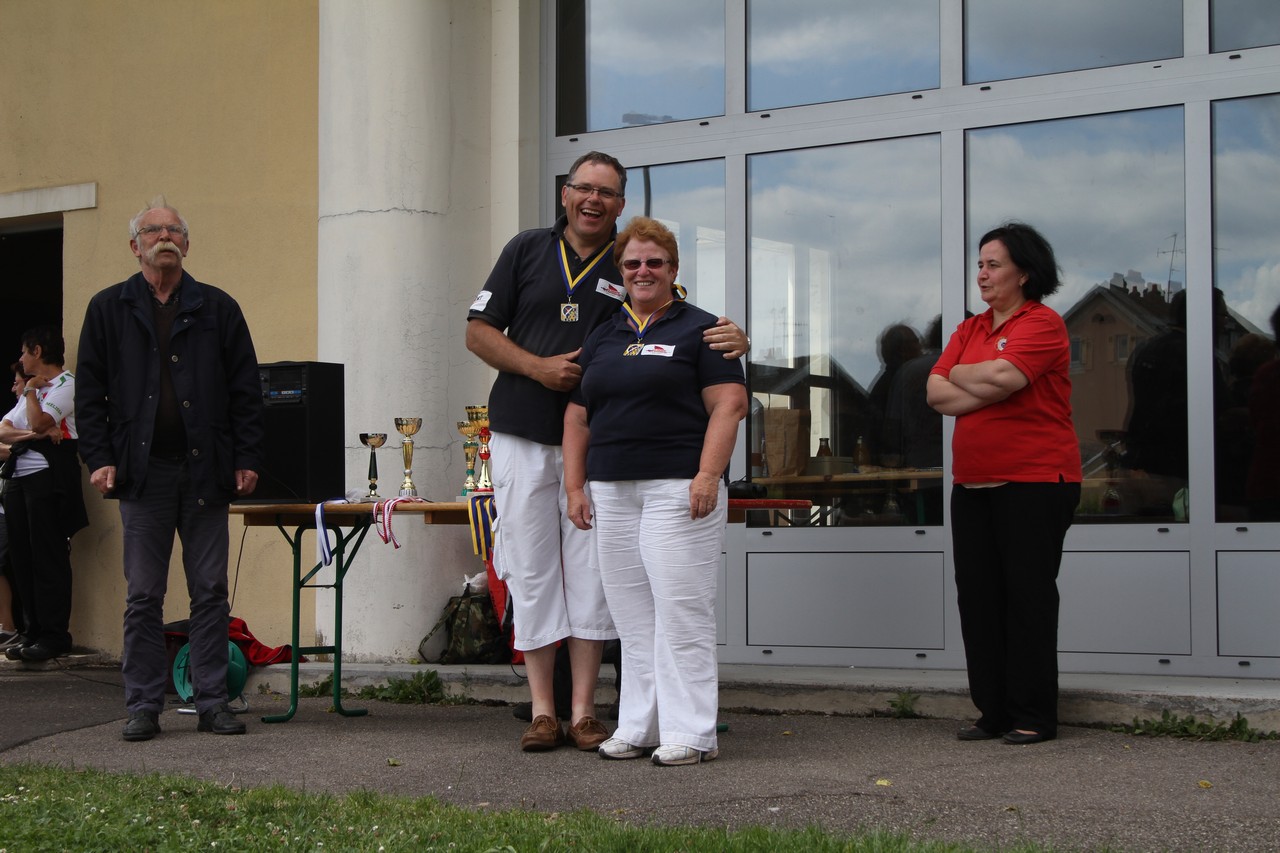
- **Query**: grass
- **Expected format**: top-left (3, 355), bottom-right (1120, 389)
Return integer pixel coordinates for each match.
top-left (0, 763), bottom-right (1022, 853)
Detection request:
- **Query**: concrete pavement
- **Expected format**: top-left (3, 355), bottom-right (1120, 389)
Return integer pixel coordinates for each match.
top-left (2, 657), bottom-right (1278, 852)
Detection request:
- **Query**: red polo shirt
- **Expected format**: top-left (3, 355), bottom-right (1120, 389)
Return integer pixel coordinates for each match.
top-left (931, 301), bottom-right (1081, 484)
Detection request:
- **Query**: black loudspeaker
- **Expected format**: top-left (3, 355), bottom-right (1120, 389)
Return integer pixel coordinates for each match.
top-left (252, 361), bottom-right (345, 503)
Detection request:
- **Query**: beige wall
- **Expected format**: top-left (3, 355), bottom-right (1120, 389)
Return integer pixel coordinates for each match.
top-left (0, 0), bottom-right (320, 655)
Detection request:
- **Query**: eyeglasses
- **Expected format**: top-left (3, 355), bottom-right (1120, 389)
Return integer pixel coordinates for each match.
top-left (136, 224), bottom-right (186, 237)
top-left (565, 182), bottom-right (623, 201)
top-left (621, 258), bottom-right (671, 271)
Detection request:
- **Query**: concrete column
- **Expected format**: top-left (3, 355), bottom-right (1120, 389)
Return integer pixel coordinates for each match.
top-left (317, 0), bottom-right (493, 659)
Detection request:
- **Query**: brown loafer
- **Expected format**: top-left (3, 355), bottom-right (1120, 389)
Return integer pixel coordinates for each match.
top-left (567, 715), bottom-right (609, 751)
top-left (520, 714), bottom-right (565, 752)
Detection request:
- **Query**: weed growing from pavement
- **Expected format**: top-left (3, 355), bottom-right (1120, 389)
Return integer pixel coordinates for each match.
top-left (0, 763), bottom-right (1037, 852)
top-left (296, 671), bottom-right (473, 705)
top-left (1111, 710), bottom-right (1279, 742)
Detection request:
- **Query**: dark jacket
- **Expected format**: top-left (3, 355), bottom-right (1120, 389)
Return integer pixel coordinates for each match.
top-left (75, 271), bottom-right (265, 504)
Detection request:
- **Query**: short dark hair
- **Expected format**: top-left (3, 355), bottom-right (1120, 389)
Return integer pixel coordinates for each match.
top-left (567, 151), bottom-right (627, 195)
top-left (979, 221), bottom-right (1061, 301)
top-left (10, 361), bottom-right (30, 379)
top-left (20, 325), bottom-right (65, 366)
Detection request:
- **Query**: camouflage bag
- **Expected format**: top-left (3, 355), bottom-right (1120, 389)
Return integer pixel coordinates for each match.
top-left (418, 583), bottom-right (509, 665)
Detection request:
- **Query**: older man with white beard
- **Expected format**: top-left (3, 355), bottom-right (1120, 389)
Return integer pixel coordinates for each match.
top-left (76, 196), bottom-right (264, 742)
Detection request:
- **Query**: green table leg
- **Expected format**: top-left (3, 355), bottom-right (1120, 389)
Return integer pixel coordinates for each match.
top-left (262, 519), bottom-right (371, 723)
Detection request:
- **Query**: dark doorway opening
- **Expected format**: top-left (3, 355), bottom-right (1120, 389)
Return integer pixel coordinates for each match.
top-left (0, 220), bottom-right (64, 367)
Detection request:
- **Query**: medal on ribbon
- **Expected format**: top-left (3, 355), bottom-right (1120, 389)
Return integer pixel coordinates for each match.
top-left (558, 238), bottom-right (614, 323)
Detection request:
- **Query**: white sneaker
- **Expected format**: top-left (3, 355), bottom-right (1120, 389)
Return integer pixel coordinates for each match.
top-left (598, 737), bottom-right (645, 760)
top-left (651, 744), bottom-right (719, 766)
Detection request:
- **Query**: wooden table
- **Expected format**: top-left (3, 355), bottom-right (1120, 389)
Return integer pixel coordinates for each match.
top-left (231, 497), bottom-right (809, 723)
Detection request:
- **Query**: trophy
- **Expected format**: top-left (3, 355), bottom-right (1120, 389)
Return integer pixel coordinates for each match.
top-left (456, 419), bottom-right (479, 495)
top-left (394, 417), bottom-right (423, 496)
top-left (358, 432), bottom-right (387, 499)
top-left (466, 405), bottom-right (493, 492)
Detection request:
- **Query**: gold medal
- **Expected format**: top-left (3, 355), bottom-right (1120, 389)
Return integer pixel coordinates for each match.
top-left (623, 342), bottom-right (642, 356)
top-left (561, 303), bottom-right (580, 322)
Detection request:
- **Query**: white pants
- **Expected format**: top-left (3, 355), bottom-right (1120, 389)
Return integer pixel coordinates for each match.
top-left (489, 432), bottom-right (616, 650)
top-left (591, 478), bottom-right (724, 751)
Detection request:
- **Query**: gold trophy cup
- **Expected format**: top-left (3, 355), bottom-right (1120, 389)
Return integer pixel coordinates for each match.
top-left (358, 432), bottom-right (387, 499)
top-left (394, 417), bottom-right (423, 496)
top-left (456, 419), bottom-right (479, 495)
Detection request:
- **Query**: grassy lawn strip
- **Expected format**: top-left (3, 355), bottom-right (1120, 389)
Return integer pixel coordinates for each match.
top-left (0, 763), bottom-right (1011, 852)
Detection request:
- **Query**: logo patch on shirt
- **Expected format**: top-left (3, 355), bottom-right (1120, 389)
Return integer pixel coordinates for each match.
top-left (596, 279), bottom-right (626, 301)
top-left (997, 336), bottom-right (1008, 352)
top-left (640, 344), bottom-right (674, 357)
top-left (469, 290), bottom-right (493, 312)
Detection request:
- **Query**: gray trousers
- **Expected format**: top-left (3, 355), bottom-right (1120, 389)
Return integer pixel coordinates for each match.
top-left (119, 458), bottom-right (231, 716)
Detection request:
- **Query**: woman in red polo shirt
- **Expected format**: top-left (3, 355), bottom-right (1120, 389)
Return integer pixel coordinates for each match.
top-left (927, 222), bottom-right (1082, 745)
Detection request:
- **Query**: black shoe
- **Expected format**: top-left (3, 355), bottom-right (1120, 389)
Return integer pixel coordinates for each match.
top-left (1002, 730), bottom-right (1053, 745)
top-left (197, 702), bottom-right (246, 735)
top-left (122, 711), bottom-right (161, 742)
top-left (956, 725), bottom-right (1002, 741)
top-left (17, 641), bottom-right (66, 662)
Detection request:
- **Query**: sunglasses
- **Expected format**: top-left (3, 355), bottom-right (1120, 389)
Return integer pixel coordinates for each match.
top-left (621, 258), bottom-right (671, 271)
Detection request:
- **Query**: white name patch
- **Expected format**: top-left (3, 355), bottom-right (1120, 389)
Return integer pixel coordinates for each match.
top-left (640, 344), bottom-right (675, 357)
top-left (596, 279), bottom-right (626, 301)
top-left (469, 290), bottom-right (493, 312)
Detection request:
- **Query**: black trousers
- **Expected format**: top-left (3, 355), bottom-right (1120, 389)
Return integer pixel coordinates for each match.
top-left (3, 469), bottom-right (73, 650)
top-left (950, 480), bottom-right (1079, 736)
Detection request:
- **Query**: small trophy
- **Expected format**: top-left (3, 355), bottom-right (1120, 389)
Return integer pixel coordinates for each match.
top-left (358, 432), bottom-right (387, 499)
top-left (394, 417), bottom-right (423, 496)
top-left (466, 405), bottom-right (493, 493)
top-left (476, 426), bottom-right (494, 492)
top-left (456, 420), bottom-right (478, 496)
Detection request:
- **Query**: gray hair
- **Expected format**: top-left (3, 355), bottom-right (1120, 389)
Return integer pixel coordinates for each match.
top-left (129, 195), bottom-right (189, 240)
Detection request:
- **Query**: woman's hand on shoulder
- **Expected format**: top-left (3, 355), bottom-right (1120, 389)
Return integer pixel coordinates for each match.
top-left (704, 317), bottom-right (750, 360)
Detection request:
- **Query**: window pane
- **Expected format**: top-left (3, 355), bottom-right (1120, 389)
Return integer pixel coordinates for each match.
top-left (967, 108), bottom-right (1187, 522)
top-left (748, 138), bottom-right (943, 527)
top-left (965, 0), bottom-right (1183, 84)
top-left (620, 160), bottom-right (727, 316)
top-left (747, 0), bottom-right (939, 111)
top-left (1212, 0), bottom-right (1280, 51)
top-left (1212, 95), bottom-right (1280, 522)
top-left (556, 0), bottom-right (724, 135)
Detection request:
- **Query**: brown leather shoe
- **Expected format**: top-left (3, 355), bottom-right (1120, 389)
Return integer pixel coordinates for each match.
top-left (520, 714), bottom-right (565, 752)
top-left (567, 715), bottom-right (609, 751)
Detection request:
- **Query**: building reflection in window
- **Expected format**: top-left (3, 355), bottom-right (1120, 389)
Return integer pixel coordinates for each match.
top-left (747, 137), bottom-right (943, 526)
top-left (968, 107), bottom-right (1188, 522)
top-left (1212, 94), bottom-right (1280, 521)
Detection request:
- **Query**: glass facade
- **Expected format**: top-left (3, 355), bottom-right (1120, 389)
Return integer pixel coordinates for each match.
top-left (549, 1), bottom-right (1280, 673)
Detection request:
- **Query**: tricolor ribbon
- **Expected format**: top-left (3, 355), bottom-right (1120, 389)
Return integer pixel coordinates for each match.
top-left (315, 498), bottom-right (350, 566)
top-left (373, 496), bottom-right (428, 549)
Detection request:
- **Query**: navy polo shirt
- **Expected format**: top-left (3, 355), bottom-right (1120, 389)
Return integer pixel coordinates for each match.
top-left (572, 300), bottom-right (745, 481)
top-left (468, 215), bottom-right (627, 445)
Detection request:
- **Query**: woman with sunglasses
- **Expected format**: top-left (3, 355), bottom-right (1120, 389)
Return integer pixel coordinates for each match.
top-left (563, 216), bottom-right (747, 766)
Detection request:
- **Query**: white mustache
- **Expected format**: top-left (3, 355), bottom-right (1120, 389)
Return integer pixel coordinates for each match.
top-left (147, 241), bottom-right (182, 261)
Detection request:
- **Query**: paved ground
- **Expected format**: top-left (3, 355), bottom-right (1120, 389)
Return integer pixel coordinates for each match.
top-left (2, 660), bottom-right (1278, 851)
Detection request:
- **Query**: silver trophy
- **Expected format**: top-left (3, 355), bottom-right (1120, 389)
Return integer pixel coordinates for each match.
top-left (358, 433), bottom-right (387, 499)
